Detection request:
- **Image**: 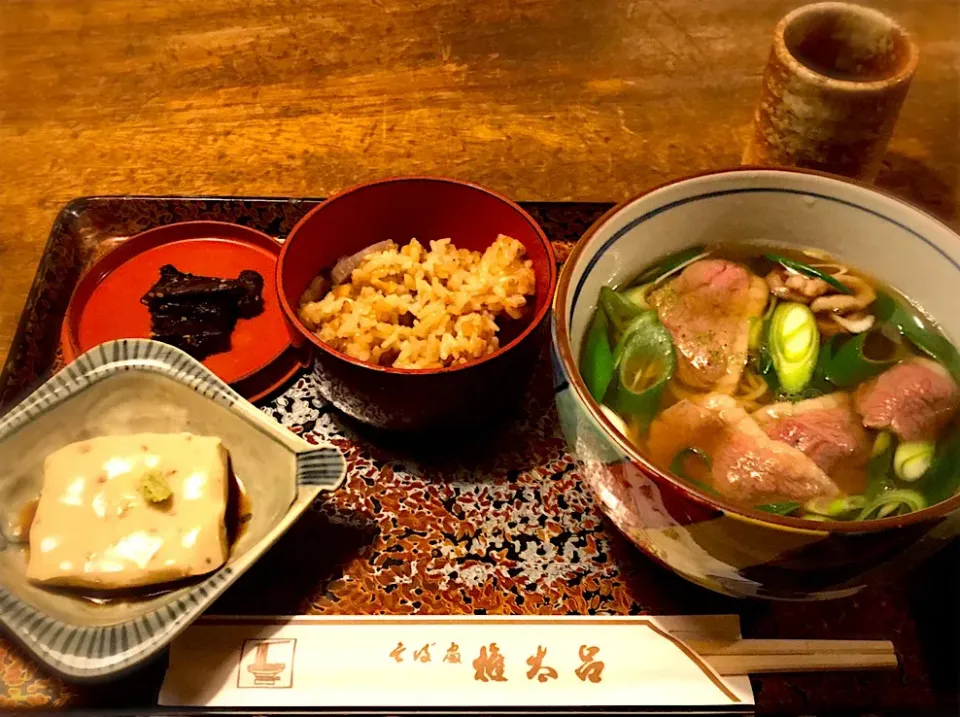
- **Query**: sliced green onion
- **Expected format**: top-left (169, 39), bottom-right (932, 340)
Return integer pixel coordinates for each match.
top-left (604, 312), bottom-right (676, 433)
top-left (824, 328), bottom-right (903, 388)
top-left (780, 387), bottom-right (827, 401)
top-left (806, 335), bottom-right (837, 396)
top-left (879, 502), bottom-right (901, 518)
top-left (621, 284), bottom-right (653, 310)
top-left (750, 298), bottom-right (780, 390)
top-left (598, 403), bottom-right (631, 439)
top-left (858, 489), bottom-right (927, 520)
top-left (866, 432), bottom-right (895, 501)
top-left (921, 425), bottom-right (960, 506)
top-left (769, 302), bottom-right (820, 394)
top-left (755, 501), bottom-right (801, 516)
top-left (629, 246), bottom-right (708, 287)
top-left (874, 292), bottom-right (960, 380)
top-left (804, 495), bottom-right (867, 518)
top-left (600, 286), bottom-right (645, 341)
top-left (581, 309), bottom-right (615, 402)
top-left (765, 253), bottom-right (851, 294)
top-left (893, 441), bottom-right (935, 482)
top-left (872, 431), bottom-right (892, 458)
top-left (755, 313), bottom-right (779, 392)
top-left (669, 448), bottom-right (716, 494)
top-left (747, 317), bottom-right (763, 351)
top-left (763, 296), bottom-right (778, 321)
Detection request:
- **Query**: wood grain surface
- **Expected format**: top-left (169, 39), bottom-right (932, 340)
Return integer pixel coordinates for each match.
top-left (0, 0), bottom-right (957, 365)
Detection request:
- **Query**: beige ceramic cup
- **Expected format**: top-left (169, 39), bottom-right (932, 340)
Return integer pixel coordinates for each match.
top-left (743, 2), bottom-right (919, 181)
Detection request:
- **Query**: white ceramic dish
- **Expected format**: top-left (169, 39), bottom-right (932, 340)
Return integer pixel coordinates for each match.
top-left (0, 339), bottom-right (346, 680)
top-left (552, 168), bottom-right (960, 599)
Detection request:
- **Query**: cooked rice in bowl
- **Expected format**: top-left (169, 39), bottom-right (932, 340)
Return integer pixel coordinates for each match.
top-left (297, 234), bottom-right (537, 369)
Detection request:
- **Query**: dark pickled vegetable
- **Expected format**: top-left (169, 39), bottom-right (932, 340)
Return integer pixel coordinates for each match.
top-left (141, 264), bottom-right (265, 359)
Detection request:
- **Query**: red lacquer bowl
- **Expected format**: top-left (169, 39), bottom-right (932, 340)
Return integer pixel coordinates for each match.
top-left (277, 177), bottom-right (557, 431)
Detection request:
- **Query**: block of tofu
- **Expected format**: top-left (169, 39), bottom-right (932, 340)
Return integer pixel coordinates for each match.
top-left (27, 433), bottom-right (230, 590)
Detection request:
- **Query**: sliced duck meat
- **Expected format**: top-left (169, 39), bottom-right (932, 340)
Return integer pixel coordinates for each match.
top-left (648, 393), bottom-right (839, 505)
top-left (854, 357), bottom-right (960, 441)
top-left (809, 275), bottom-right (875, 315)
top-left (753, 392), bottom-right (870, 474)
top-left (650, 259), bottom-right (768, 394)
top-left (648, 399), bottom-right (727, 467)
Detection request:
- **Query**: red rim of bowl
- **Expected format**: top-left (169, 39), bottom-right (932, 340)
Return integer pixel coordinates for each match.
top-left (277, 175), bottom-right (557, 376)
top-left (60, 322), bottom-right (309, 403)
top-left (233, 344), bottom-right (311, 403)
top-left (553, 165), bottom-right (960, 534)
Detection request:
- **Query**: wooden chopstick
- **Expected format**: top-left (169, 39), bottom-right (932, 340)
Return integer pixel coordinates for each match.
top-left (688, 639), bottom-right (898, 675)
top-left (690, 639), bottom-right (895, 655)
top-left (705, 652), bottom-right (898, 675)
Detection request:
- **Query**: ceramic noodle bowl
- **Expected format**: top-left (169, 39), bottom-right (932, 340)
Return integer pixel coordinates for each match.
top-left (551, 168), bottom-right (960, 600)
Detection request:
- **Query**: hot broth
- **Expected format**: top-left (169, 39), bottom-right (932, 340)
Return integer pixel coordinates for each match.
top-left (580, 243), bottom-right (960, 521)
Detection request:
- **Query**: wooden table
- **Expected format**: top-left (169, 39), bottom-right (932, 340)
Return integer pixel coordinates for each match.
top-left (1, 0), bottom-right (958, 365)
top-left (0, 2), bottom-right (958, 715)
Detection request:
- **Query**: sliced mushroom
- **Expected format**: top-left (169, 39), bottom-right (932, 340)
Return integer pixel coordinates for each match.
top-left (832, 312), bottom-right (876, 333)
top-left (810, 275), bottom-right (876, 314)
top-left (765, 268), bottom-right (830, 303)
top-left (809, 263), bottom-right (850, 276)
top-left (817, 317), bottom-right (847, 338)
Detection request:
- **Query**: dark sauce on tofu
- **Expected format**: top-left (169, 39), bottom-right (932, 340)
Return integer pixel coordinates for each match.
top-left (8, 498), bottom-right (39, 542)
top-left (226, 466), bottom-right (253, 547)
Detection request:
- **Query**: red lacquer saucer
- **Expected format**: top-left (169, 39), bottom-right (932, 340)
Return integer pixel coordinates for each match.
top-left (62, 221), bottom-right (308, 402)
